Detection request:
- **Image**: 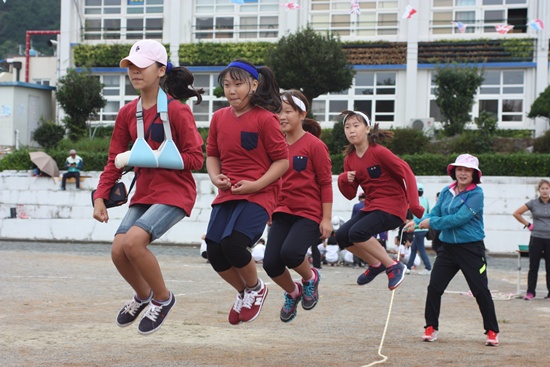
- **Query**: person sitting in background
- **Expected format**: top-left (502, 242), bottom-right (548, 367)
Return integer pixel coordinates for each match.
top-left (61, 149), bottom-right (83, 190)
top-left (251, 238), bottom-right (266, 264)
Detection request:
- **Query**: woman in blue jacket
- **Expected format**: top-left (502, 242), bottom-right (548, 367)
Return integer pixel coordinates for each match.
top-left (404, 154), bottom-right (499, 347)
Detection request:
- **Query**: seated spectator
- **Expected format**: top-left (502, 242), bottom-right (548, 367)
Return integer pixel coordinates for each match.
top-left (61, 149), bottom-right (83, 190)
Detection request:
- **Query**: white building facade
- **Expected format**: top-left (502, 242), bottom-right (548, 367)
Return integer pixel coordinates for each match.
top-left (58, 0), bottom-right (549, 133)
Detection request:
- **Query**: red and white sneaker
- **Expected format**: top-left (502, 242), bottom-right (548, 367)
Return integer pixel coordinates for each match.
top-left (228, 293), bottom-right (243, 325)
top-left (240, 279), bottom-right (268, 323)
top-left (422, 326), bottom-right (438, 342)
top-left (486, 330), bottom-right (499, 346)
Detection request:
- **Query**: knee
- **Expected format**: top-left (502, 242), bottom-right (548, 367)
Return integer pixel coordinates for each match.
top-left (335, 230), bottom-right (349, 249)
top-left (111, 238), bottom-right (126, 264)
top-left (262, 261), bottom-right (283, 278)
top-left (119, 232), bottom-right (147, 260)
top-left (427, 283), bottom-right (444, 297)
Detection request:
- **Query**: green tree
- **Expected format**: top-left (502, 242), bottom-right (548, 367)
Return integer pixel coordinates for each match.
top-left (265, 26), bottom-right (355, 107)
top-left (329, 120), bottom-right (348, 155)
top-left (528, 84), bottom-right (550, 120)
top-left (433, 64), bottom-right (484, 136)
top-left (56, 69), bottom-right (106, 141)
top-left (0, 0), bottom-right (60, 59)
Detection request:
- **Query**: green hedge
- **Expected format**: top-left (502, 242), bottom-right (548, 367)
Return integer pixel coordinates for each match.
top-left (3, 147), bottom-right (550, 177)
top-left (401, 153), bottom-right (550, 177)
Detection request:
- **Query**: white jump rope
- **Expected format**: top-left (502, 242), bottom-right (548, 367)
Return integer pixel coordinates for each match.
top-left (360, 226), bottom-right (408, 367)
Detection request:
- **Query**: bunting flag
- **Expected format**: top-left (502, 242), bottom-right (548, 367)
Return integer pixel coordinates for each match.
top-left (231, 0), bottom-right (259, 4)
top-left (452, 21), bottom-right (467, 33)
top-left (402, 4), bottom-right (417, 19)
top-left (350, 0), bottom-right (360, 15)
top-left (281, 2), bottom-right (300, 10)
top-left (495, 24), bottom-right (514, 34)
top-left (528, 19), bottom-right (544, 31)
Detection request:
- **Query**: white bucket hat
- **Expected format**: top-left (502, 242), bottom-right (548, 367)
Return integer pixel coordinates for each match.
top-left (447, 154), bottom-right (482, 183)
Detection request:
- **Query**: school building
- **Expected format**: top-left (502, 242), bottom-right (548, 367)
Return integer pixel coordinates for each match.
top-left (54, 0), bottom-right (550, 135)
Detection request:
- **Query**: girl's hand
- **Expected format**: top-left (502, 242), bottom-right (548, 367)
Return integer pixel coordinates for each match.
top-left (403, 221), bottom-right (415, 232)
top-left (347, 171), bottom-right (356, 183)
top-left (319, 218), bottom-right (333, 240)
top-left (231, 180), bottom-right (260, 195)
top-left (93, 199), bottom-right (109, 223)
top-left (212, 174), bottom-right (232, 191)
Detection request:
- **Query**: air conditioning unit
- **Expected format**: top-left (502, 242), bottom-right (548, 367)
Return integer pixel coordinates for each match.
top-left (410, 118), bottom-right (435, 131)
top-left (410, 118), bottom-right (436, 137)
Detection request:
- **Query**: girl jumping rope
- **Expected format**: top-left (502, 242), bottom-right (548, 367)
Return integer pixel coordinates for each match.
top-left (92, 40), bottom-right (204, 335)
top-left (205, 59), bottom-right (289, 324)
top-left (335, 110), bottom-right (424, 290)
top-left (263, 90), bottom-right (333, 322)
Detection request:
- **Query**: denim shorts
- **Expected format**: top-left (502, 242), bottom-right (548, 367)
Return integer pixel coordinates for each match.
top-left (116, 204), bottom-right (186, 242)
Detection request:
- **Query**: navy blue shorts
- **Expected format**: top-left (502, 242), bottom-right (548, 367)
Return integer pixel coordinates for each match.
top-left (206, 200), bottom-right (268, 246)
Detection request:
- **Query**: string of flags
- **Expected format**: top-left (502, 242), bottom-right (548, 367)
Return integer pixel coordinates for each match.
top-left (495, 24), bottom-right (514, 34)
top-left (402, 5), bottom-right (417, 19)
top-left (528, 19), bottom-right (544, 31)
top-left (452, 22), bottom-right (467, 33)
top-left (281, 2), bottom-right (300, 10)
top-left (350, 0), bottom-right (360, 15)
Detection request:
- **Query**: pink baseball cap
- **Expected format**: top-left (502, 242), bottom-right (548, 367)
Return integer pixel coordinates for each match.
top-left (120, 40), bottom-right (167, 68)
top-left (447, 154), bottom-right (482, 183)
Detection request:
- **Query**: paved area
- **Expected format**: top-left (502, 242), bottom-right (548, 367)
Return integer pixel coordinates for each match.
top-left (0, 241), bottom-right (549, 367)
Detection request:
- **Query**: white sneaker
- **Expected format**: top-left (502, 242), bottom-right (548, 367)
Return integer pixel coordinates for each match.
top-left (405, 268), bottom-right (411, 274)
top-left (418, 269), bottom-right (432, 275)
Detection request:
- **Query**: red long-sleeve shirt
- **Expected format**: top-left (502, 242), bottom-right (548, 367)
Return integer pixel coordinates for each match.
top-left (94, 97), bottom-right (204, 216)
top-left (206, 106), bottom-right (289, 215)
top-left (274, 132), bottom-right (333, 224)
top-left (337, 144), bottom-right (423, 221)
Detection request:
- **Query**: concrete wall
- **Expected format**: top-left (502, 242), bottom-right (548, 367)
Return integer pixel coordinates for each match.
top-left (0, 171), bottom-right (539, 254)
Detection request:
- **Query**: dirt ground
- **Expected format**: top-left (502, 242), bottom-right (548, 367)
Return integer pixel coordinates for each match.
top-left (0, 241), bottom-right (548, 367)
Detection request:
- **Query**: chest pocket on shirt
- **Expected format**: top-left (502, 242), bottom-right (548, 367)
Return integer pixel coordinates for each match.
top-left (293, 155), bottom-right (308, 172)
top-left (150, 122), bottom-right (165, 143)
top-left (241, 131), bottom-right (259, 151)
top-left (367, 165), bottom-right (382, 179)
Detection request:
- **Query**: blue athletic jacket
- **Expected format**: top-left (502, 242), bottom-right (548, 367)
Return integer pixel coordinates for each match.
top-left (426, 183), bottom-right (485, 244)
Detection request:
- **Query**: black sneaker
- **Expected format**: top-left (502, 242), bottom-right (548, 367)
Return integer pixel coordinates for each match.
top-left (357, 264), bottom-right (386, 285)
top-left (386, 262), bottom-right (406, 290)
top-left (138, 292), bottom-right (176, 335)
top-left (280, 283), bottom-right (302, 323)
top-left (116, 296), bottom-right (150, 327)
top-left (301, 268), bottom-right (320, 310)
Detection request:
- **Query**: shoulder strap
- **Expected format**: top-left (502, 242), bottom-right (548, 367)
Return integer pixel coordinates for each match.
top-left (458, 192), bottom-right (479, 219)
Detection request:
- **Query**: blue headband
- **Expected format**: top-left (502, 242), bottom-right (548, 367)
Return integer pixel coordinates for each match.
top-left (227, 61), bottom-right (259, 80)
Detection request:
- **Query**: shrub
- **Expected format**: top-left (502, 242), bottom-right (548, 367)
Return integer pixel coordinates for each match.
top-left (382, 128), bottom-right (430, 155)
top-left (32, 118), bottom-right (65, 150)
top-left (533, 130), bottom-right (550, 153)
top-left (0, 148), bottom-right (32, 171)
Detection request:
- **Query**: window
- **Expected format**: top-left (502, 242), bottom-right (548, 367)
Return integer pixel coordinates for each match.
top-left (310, 0), bottom-right (398, 38)
top-left (83, 0), bottom-right (164, 41)
top-left (312, 71), bottom-right (396, 125)
top-left (478, 70), bottom-right (524, 122)
top-left (194, 0), bottom-right (279, 40)
top-left (431, 0), bottom-right (527, 35)
top-left (429, 70), bottom-right (525, 126)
